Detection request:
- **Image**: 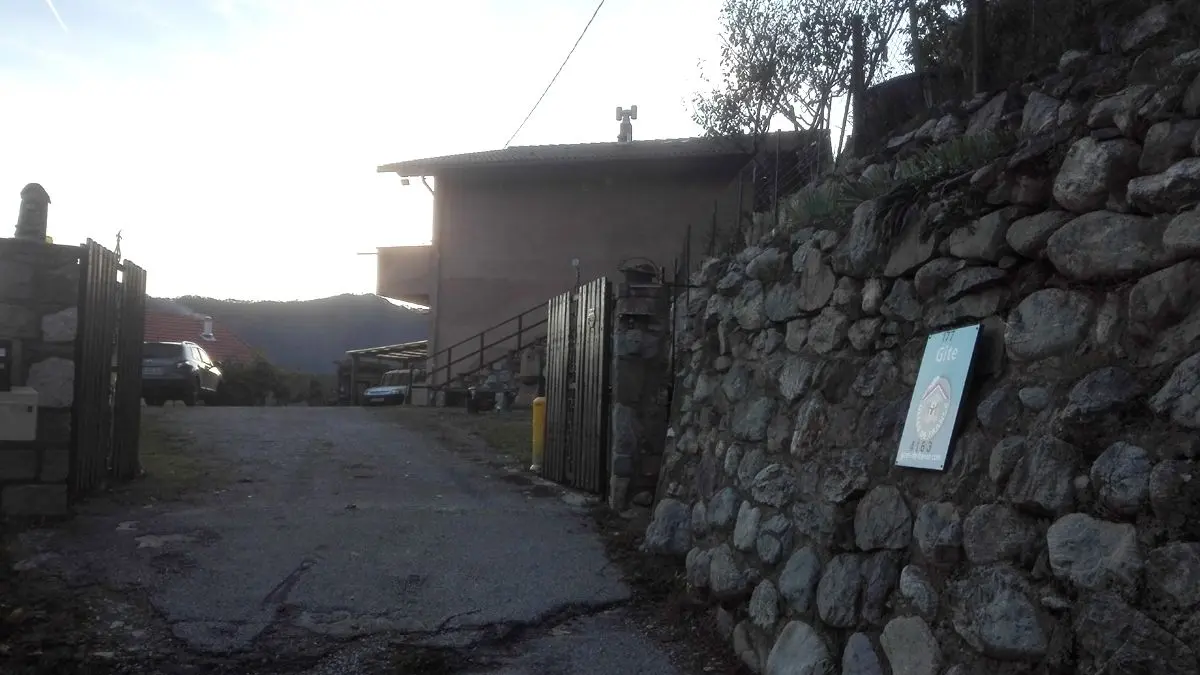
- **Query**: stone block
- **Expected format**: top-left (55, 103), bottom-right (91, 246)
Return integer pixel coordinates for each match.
top-left (36, 260), bottom-right (81, 307)
top-left (618, 297), bottom-right (662, 317)
top-left (26, 357), bottom-right (74, 408)
top-left (0, 259), bottom-right (35, 302)
top-left (36, 408), bottom-right (72, 444)
top-left (39, 447), bottom-right (69, 482)
top-left (1, 484), bottom-right (68, 516)
top-left (0, 449), bottom-right (39, 481)
top-left (0, 303), bottom-right (40, 339)
top-left (41, 307), bottom-right (78, 343)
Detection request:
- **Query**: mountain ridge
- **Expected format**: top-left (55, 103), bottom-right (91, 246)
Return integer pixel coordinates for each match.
top-left (151, 294), bottom-right (428, 374)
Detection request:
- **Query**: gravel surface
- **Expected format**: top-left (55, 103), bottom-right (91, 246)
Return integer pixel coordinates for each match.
top-left (3, 406), bottom-right (688, 674)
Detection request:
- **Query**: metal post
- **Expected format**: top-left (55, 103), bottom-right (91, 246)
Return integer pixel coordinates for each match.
top-left (479, 332), bottom-right (486, 371)
top-left (709, 200), bottom-right (718, 257)
top-left (970, 0), bottom-right (985, 94)
top-left (349, 354), bottom-right (359, 406)
top-left (735, 168), bottom-right (744, 251)
top-left (773, 130), bottom-right (781, 231)
top-left (850, 14), bottom-right (865, 158)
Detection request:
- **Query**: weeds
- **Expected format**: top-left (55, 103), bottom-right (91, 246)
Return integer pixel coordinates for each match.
top-left (774, 130), bottom-right (1016, 238)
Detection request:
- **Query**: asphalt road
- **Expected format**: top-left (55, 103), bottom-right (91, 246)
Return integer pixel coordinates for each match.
top-left (8, 407), bottom-right (682, 674)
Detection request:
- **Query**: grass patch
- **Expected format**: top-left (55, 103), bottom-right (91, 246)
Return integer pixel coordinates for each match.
top-left (106, 417), bottom-right (231, 506)
top-left (387, 407), bottom-right (534, 465)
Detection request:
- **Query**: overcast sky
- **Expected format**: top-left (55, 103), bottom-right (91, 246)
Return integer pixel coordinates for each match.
top-left (1, 0), bottom-right (724, 300)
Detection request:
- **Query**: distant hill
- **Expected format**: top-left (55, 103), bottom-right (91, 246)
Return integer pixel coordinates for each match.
top-left (157, 294), bottom-right (428, 374)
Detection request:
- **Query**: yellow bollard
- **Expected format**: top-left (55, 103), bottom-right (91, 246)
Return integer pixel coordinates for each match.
top-left (530, 396), bottom-right (546, 472)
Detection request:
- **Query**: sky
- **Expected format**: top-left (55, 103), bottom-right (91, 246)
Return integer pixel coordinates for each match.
top-left (1, 0), bottom-right (726, 300)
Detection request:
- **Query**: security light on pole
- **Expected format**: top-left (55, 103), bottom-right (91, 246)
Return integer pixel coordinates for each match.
top-left (616, 105), bottom-right (637, 143)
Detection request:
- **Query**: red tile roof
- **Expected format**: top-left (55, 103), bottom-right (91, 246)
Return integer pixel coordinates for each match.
top-left (143, 311), bottom-right (259, 365)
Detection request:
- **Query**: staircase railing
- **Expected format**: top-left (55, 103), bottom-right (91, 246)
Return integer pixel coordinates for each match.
top-left (423, 301), bottom-right (547, 397)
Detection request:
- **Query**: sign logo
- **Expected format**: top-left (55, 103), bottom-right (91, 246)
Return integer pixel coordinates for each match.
top-left (916, 376), bottom-right (952, 443)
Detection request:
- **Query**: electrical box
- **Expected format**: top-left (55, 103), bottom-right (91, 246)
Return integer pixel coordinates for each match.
top-left (0, 387), bottom-right (38, 442)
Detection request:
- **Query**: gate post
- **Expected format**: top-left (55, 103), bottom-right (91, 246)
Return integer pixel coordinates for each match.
top-left (608, 262), bottom-right (671, 511)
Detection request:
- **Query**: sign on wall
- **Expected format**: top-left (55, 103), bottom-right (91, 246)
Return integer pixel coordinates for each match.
top-left (895, 323), bottom-right (980, 471)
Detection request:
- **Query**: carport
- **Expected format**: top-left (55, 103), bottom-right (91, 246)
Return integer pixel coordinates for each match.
top-left (341, 340), bottom-right (428, 405)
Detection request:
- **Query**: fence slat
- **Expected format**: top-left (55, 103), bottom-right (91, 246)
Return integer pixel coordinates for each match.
top-left (112, 262), bottom-right (146, 479)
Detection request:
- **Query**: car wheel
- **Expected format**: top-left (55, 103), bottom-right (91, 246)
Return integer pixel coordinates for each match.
top-left (182, 380), bottom-right (200, 407)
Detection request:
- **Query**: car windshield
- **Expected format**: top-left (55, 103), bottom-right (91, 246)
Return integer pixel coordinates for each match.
top-left (380, 371), bottom-right (403, 386)
top-left (143, 343), bottom-right (184, 359)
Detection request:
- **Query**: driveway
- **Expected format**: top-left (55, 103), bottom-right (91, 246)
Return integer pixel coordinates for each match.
top-left (6, 407), bottom-right (686, 674)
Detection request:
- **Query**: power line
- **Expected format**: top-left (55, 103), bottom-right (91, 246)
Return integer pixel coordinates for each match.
top-left (503, 0), bottom-right (606, 148)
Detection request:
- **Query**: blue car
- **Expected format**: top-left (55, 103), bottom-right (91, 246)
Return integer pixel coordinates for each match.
top-left (361, 369), bottom-right (419, 406)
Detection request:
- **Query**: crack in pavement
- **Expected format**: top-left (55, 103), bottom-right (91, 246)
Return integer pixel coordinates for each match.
top-left (261, 557), bottom-right (318, 609)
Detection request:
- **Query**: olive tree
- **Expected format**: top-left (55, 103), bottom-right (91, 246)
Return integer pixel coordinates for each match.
top-left (693, 0), bottom-right (910, 151)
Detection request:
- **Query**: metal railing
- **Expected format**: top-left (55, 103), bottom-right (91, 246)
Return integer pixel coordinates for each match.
top-left (422, 301), bottom-right (548, 398)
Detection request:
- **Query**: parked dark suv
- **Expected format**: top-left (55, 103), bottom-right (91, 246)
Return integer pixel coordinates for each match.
top-left (141, 341), bottom-right (222, 406)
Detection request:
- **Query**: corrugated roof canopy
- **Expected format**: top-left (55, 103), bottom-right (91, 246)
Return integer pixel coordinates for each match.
top-left (345, 340), bottom-right (429, 362)
top-left (377, 132), bottom-right (819, 177)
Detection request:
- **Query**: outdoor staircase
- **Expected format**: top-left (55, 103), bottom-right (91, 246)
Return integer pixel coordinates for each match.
top-left (421, 302), bottom-right (547, 408)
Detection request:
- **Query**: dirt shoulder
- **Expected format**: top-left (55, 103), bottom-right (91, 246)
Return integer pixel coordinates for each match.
top-left (1, 414), bottom-right (231, 674)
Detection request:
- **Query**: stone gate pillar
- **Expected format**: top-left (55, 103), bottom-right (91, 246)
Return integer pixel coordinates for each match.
top-left (608, 263), bottom-right (672, 511)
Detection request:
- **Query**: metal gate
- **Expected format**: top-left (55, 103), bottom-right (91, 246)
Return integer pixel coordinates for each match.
top-left (543, 278), bottom-right (613, 495)
top-left (71, 240), bottom-right (147, 495)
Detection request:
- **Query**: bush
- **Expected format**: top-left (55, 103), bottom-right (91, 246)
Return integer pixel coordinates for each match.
top-left (212, 356), bottom-right (290, 406)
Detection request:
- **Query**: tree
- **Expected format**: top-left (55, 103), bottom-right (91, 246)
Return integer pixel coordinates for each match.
top-left (693, 0), bottom-right (908, 151)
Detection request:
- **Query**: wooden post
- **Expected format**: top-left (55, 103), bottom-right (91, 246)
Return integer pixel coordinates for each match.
top-left (970, 0), bottom-right (986, 94)
top-left (850, 14), bottom-right (865, 158)
top-left (349, 354), bottom-right (359, 405)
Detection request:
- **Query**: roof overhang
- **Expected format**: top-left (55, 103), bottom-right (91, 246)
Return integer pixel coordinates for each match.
top-left (377, 131), bottom-right (824, 178)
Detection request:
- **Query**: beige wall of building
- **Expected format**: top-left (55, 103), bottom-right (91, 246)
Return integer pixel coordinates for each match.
top-left (425, 158), bottom-right (745, 381)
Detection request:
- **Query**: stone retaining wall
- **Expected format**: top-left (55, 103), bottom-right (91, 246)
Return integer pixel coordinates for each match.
top-left (0, 238), bottom-right (79, 517)
top-left (644, 6), bottom-right (1200, 674)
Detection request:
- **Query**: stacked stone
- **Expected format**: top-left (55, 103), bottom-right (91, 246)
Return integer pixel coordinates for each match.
top-left (0, 239), bottom-right (80, 517)
top-left (642, 5), bottom-right (1200, 674)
